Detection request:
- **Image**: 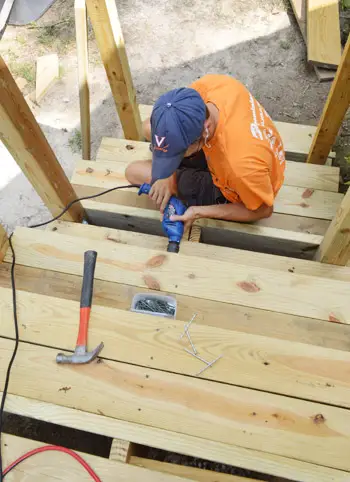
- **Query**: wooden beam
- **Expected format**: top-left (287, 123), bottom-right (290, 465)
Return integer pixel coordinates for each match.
top-left (2, 434), bottom-right (186, 481)
top-left (307, 35), bottom-right (350, 165)
top-left (130, 457), bottom-right (252, 482)
top-left (1, 262), bottom-right (350, 352)
top-left (5, 394), bottom-right (350, 482)
top-left (0, 0), bottom-right (15, 33)
top-left (72, 160), bottom-right (343, 220)
top-left (0, 223), bottom-right (8, 263)
top-left (0, 56), bottom-right (84, 222)
top-left (307, 0), bottom-right (342, 68)
top-left (75, 0), bottom-right (91, 160)
top-left (3, 286), bottom-right (350, 407)
top-left (95, 137), bottom-right (340, 192)
top-left (316, 186), bottom-right (350, 265)
top-left (7, 227), bottom-right (350, 323)
top-left (109, 438), bottom-right (134, 463)
top-left (35, 54), bottom-right (59, 103)
top-left (85, 0), bottom-right (142, 140)
top-left (3, 339), bottom-right (350, 470)
top-left (289, 0), bottom-right (336, 80)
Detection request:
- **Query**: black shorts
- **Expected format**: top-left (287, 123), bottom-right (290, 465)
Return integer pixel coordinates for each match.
top-left (176, 150), bottom-right (228, 207)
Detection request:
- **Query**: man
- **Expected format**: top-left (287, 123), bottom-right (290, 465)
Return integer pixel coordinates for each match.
top-left (125, 74), bottom-right (285, 230)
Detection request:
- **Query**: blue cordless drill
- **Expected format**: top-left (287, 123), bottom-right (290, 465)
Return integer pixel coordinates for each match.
top-left (138, 183), bottom-right (187, 253)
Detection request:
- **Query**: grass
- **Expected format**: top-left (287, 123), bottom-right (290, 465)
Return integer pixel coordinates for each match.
top-left (68, 130), bottom-right (82, 153)
top-left (279, 40), bottom-right (290, 50)
top-left (16, 35), bottom-right (26, 45)
top-left (10, 62), bottom-right (35, 84)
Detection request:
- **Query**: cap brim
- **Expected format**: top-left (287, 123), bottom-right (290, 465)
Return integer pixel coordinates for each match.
top-left (151, 150), bottom-right (185, 183)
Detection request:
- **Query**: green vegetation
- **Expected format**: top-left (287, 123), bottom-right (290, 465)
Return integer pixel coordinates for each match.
top-left (11, 62), bottom-right (35, 84)
top-left (279, 40), bottom-right (290, 50)
top-left (68, 130), bottom-right (82, 153)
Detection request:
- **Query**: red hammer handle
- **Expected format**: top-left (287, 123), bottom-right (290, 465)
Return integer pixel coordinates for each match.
top-left (76, 250), bottom-right (97, 347)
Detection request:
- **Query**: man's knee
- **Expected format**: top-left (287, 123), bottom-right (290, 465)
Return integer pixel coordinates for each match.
top-left (125, 161), bottom-right (152, 185)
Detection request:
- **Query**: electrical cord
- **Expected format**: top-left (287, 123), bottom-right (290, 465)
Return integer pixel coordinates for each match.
top-left (0, 183), bottom-right (140, 481)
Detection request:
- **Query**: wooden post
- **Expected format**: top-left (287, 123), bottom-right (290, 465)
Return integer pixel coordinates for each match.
top-left (85, 0), bottom-right (142, 141)
top-left (316, 188), bottom-right (350, 265)
top-left (75, 0), bottom-right (91, 160)
top-left (0, 223), bottom-right (9, 263)
top-left (307, 35), bottom-right (350, 164)
top-left (0, 56), bottom-right (85, 222)
top-left (109, 438), bottom-right (134, 463)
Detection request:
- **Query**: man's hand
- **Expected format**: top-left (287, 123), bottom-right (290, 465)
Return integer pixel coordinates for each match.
top-left (149, 175), bottom-right (177, 213)
top-left (170, 206), bottom-right (201, 232)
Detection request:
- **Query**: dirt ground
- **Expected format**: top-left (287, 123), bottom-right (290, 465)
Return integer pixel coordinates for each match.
top-left (0, 0), bottom-right (349, 233)
top-left (0, 0), bottom-right (349, 479)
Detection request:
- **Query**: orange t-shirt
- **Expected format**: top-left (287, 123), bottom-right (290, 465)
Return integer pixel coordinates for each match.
top-left (190, 75), bottom-right (285, 210)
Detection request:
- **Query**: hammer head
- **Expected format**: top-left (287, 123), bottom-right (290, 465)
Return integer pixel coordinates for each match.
top-left (56, 342), bottom-right (104, 364)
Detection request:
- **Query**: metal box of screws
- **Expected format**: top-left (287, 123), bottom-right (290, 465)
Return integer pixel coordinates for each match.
top-left (131, 293), bottom-right (177, 319)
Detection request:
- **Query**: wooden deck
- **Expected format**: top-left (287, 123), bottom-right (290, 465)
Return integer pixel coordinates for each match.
top-left (2, 130), bottom-right (350, 481)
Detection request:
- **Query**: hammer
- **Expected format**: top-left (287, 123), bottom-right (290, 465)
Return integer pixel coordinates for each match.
top-left (56, 250), bottom-right (104, 364)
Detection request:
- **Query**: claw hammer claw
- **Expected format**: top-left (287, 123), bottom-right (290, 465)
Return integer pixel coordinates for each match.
top-left (56, 250), bottom-right (104, 364)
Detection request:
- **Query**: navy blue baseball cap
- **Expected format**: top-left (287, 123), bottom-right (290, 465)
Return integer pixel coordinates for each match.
top-left (150, 88), bottom-right (206, 182)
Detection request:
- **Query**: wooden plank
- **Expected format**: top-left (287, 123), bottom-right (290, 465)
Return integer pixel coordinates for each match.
top-left (75, 0), bottom-right (91, 160)
top-left (47, 221), bottom-right (350, 282)
top-left (307, 0), bottom-right (342, 68)
top-left (109, 438), bottom-right (133, 463)
top-left (3, 339), bottom-right (350, 470)
top-left (1, 262), bottom-right (349, 353)
top-left (80, 194), bottom-right (330, 237)
top-left (72, 160), bottom-right (343, 220)
top-left (5, 395), bottom-right (350, 482)
top-left (35, 54), bottom-right (59, 103)
top-left (0, 0), bottom-right (15, 32)
top-left (6, 227), bottom-right (350, 323)
top-left (307, 36), bottom-right (350, 165)
top-left (289, 0), bottom-right (336, 80)
top-left (316, 186), bottom-right (350, 265)
top-left (3, 286), bottom-right (350, 407)
top-left (0, 223), bottom-right (8, 262)
top-left (85, 0), bottom-right (142, 140)
top-left (130, 457), bottom-right (251, 482)
top-left (96, 137), bottom-right (338, 186)
top-left (0, 55), bottom-right (84, 222)
top-left (2, 434), bottom-right (188, 481)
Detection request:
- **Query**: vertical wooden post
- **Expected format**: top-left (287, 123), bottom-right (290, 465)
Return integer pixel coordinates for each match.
top-left (307, 35), bottom-right (350, 165)
top-left (75, 0), bottom-right (91, 160)
top-left (0, 223), bottom-right (9, 263)
top-left (109, 438), bottom-right (134, 463)
top-left (0, 56), bottom-right (85, 222)
top-left (85, 0), bottom-right (142, 141)
top-left (316, 188), bottom-right (350, 265)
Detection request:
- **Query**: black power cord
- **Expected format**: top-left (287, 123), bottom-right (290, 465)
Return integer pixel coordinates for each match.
top-left (0, 183), bottom-right (140, 480)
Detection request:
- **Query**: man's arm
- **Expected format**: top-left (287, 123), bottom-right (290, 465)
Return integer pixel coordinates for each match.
top-left (171, 202), bottom-right (273, 230)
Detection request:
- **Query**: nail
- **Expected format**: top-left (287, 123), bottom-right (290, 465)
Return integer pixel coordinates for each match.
top-left (184, 348), bottom-right (209, 365)
top-left (195, 355), bottom-right (223, 376)
top-left (179, 313), bottom-right (197, 340)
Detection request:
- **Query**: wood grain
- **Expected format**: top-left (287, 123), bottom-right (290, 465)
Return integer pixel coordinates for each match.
top-left (85, 0), bottom-right (142, 140)
top-left (47, 221), bottom-right (350, 282)
top-left (2, 339), bottom-right (350, 470)
top-left (307, 0), bottom-right (342, 67)
top-left (0, 55), bottom-right (84, 221)
top-left (75, 0), bottom-right (91, 160)
top-left (6, 227), bottom-right (350, 323)
top-left (1, 262), bottom-right (349, 352)
top-left (2, 286), bottom-right (350, 407)
top-left (307, 36), bottom-right (350, 165)
top-left (2, 434), bottom-right (187, 481)
top-left (109, 438), bottom-right (133, 463)
top-left (0, 223), bottom-right (8, 263)
top-left (35, 54), bottom-right (59, 103)
top-left (5, 393), bottom-right (350, 482)
top-left (72, 160), bottom-right (343, 220)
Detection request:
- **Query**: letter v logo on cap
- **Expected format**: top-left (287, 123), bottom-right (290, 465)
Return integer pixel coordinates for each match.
top-left (155, 135), bottom-right (166, 147)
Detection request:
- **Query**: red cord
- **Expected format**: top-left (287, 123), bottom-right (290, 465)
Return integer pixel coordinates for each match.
top-left (3, 445), bottom-right (101, 481)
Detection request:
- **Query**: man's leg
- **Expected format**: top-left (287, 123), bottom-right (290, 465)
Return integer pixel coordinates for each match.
top-left (125, 160), bottom-right (152, 185)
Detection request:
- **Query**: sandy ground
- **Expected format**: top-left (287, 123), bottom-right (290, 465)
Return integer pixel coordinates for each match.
top-left (1, 0), bottom-right (346, 233)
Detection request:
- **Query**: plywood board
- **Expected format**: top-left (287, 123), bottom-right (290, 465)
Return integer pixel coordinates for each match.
top-left (96, 138), bottom-right (338, 189)
top-left (1, 262), bottom-right (349, 352)
top-left (2, 434), bottom-right (188, 481)
top-left (6, 227), bottom-right (350, 323)
top-left (2, 287), bottom-right (350, 407)
top-left (5, 393), bottom-right (350, 482)
top-left (72, 160), bottom-right (343, 220)
top-left (36, 54), bottom-right (59, 102)
top-left (307, 0), bottom-right (342, 67)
